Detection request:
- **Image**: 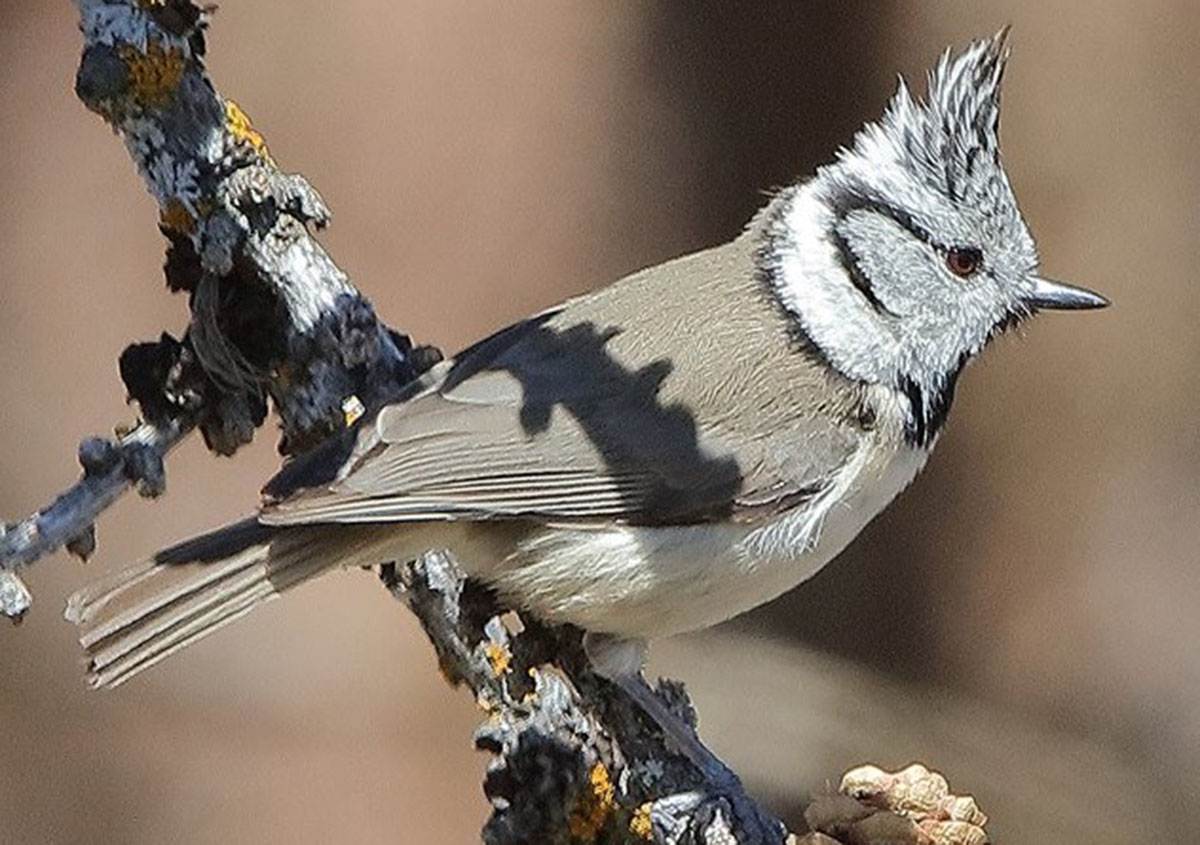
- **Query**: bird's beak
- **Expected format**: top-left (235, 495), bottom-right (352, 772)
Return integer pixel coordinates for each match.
top-left (1025, 276), bottom-right (1110, 311)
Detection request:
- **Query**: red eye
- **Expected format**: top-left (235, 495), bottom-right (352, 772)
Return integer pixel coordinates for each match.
top-left (946, 247), bottom-right (982, 278)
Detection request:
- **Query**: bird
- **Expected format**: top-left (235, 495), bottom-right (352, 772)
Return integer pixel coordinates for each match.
top-left (67, 30), bottom-right (1107, 694)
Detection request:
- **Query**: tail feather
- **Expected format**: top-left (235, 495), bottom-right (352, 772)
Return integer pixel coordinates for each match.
top-left (84, 552), bottom-right (276, 687)
top-left (73, 529), bottom-right (272, 649)
top-left (89, 579), bottom-right (276, 688)
top-left (66, 519), bottom-right (396, 688)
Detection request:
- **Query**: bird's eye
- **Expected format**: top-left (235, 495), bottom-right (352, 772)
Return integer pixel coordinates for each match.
top-left (946, 247), bottom-right (983, 278)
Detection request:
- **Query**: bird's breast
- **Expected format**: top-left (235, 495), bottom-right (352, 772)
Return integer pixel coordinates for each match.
top-left (738, 438), bottom-right (928, 567)
top-left (486, 440), bottom-right (929, 640)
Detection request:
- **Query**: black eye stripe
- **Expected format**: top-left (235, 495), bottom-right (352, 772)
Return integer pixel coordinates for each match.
top-left (825, 186), bottom-right (934, 246)
top-left (837, 196), bottom-right (988, 275)
top-left (826, 183), bottom-right (988, 262)
top-left (830, 226), bottom-right (900, 317)
top-left (826, 183), bottom-right (989, 305)
top-left (859, 202), bottom-right (931, 245)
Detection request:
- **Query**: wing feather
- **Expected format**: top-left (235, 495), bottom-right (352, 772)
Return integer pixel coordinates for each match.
top-left (261, 239), bottom-right (864, 528)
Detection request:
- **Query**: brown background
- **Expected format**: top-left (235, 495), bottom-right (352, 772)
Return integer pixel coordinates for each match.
top-left (1, 2), bottom-right (1197, 843)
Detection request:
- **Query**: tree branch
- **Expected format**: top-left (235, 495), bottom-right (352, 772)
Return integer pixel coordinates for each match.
top-left (386, 553), bottom-right (789, 844)
top-left (0, 420), bottom-right (186, 618)
top-left (0, 0), bottom-right (439, 613)
top-left (0, 4), bottom-right (993, 843)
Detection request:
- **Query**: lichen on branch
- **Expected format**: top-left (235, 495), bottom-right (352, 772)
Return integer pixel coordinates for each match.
top-left (0, 0), bottom-right (439, 603)
top-left (75, 0), bottom-right (434, 456)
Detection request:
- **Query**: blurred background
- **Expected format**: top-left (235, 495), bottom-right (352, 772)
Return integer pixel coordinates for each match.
top-left (1, 2), bottom-right (1196, 842)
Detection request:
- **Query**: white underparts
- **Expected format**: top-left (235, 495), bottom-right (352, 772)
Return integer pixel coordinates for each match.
top-left (488, 436), bottom-right (929, 641)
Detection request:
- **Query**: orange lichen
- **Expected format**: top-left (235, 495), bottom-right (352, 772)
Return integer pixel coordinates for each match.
top-left (225, 100), bottom-right (273, 162)
top-left (628, 802), bottom-right (654, 840)
top-left (159, 198), bottom-right (195, 234)
top-left (568, 762), bottom-right (616, 841)
top-left (484, 641), bottom-right (512, 676)
top-left (119, 40), bottom-right (185, 108)
top-left (341, 394), bottom-right (365, 427)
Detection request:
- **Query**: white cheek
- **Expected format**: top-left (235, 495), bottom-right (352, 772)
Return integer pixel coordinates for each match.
top-left (772, 185), bottom-right (902, 386)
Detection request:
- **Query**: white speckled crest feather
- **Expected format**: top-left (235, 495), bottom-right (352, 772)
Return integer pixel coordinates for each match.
top-left (858, 29), bottom-right (1012, 209)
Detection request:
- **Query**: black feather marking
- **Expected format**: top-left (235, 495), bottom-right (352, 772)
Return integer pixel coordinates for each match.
top-left (900, 351), bottom-right (969, 448)
top-left (154, 518), bottom-right (278, 565)
top-left (824, 181), bottom-right (937, 249)
top-left (751, 188), bottom-right (840, 370)
top-left (830, 225), bottom-right (899, 317)
top-left (899, 375), bottom-right (927, 447)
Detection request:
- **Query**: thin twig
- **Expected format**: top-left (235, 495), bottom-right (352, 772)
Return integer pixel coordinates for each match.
top-left (0, 420), bottom-right (187, 579)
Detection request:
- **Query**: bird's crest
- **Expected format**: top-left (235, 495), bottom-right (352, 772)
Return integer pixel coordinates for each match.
top-left (842, 28), bottom-right (1013, 205)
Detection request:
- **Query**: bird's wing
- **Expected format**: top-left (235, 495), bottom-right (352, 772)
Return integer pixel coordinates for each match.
top-left (260, 241), bottom-right (863, 527)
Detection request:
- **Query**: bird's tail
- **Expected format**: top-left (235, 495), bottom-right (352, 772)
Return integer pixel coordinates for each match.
top-left (65, 519), bottom-right (397, 689)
